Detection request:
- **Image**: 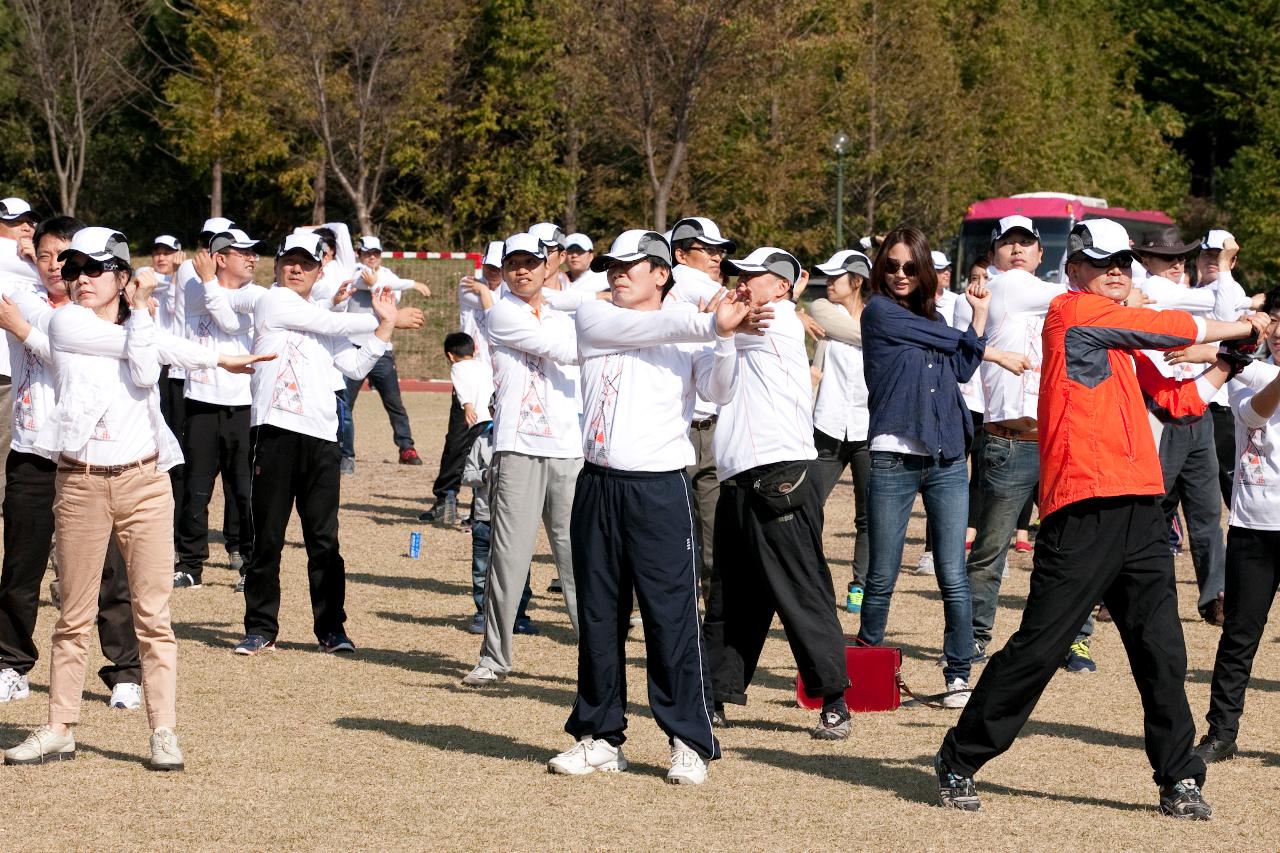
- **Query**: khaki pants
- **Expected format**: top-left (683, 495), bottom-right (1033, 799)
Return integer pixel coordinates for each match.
top-left (49, 461), bottom-right (177, 730)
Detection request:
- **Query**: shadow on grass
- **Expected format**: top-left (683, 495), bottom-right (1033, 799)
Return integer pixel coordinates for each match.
top-left (0, 721), bottom-right (150, 768)
top-left (347, 571), bottom-right (471, 597)
top-left (342, 502), bottom-right (425, 524)
top-left (1023, 718), bottom-right (1280, 767)
top-left (375, 609), bottom-right (578, 648)
top-left (334, 718), bottom-right (668, 778)
top-left (1186, 667), bottom-right (1280, 693)
top-left (735, 747), bottom-right (1152, 813)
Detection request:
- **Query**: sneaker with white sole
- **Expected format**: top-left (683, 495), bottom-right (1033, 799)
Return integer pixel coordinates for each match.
top-left (4, 726), bottom-right (75, 765)
top-left (149, 727), bottom-right (184, 771)
top-left (912, 551), bottom-right (935, 576)
top-left (941, 677), bottom-right (971, 709)
top-left (666, 737), bottom-right (708, 785)
top-left (461, 665), bottom-right (504, 687)
top-left (547, 738), bottom-right (628, 775)
top-left (108, 682), bottom-right (142, 710)
top-left (0, 668), bottom-right (30, 703)
top-left (172, 571), bottom-right (202, 589)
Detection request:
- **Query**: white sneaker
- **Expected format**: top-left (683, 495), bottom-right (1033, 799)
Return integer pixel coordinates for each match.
top-left (912, 551), bottom-right (936, 575)
top-left (0, 668), bottom-right (30, 703)
top-left (461, 665), bottom-right (504, 687)
top-left (149, 727), bottom-right (184, 771)
top-left (4, 726), bottom-right (75, 765)
top-left (666, 737), bottom-right (708, 785)
top-left (108, 682), bottom-right (142, 710)
top-left (942, 677), bottom-right (971, 709)
top-left (547, 738), bottom-right (628, 775)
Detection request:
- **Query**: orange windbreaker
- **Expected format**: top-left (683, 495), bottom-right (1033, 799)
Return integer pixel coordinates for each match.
top-left (1038, 290), bottom-right (1206, 519)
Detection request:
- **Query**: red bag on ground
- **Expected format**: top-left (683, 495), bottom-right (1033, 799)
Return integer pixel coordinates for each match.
top-left (796, 635), bottom-right (902, 712)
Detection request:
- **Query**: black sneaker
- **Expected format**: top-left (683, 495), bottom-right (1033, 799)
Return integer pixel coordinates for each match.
top-left (711, 703), bottom-right (729, 728)
top-left (233, 634), bottom-right (275, 656)
top-left (418, 502), bottom-right (443, 522)
top-left (513, 617), bottom-right (540, 636)
top-left (934, 752), bottom-right (981, 811)
top-left (1193, 733), bottom-right (1238, 764)
top-left (339, 458), bottom-right (356, 476)
top-left (318, 632), bottom-right (356, 654)
top-left (811, 706), bottom-right (852, 741)
top-left (1158, 778), bottom-right (1212, 820)
top-left (227, 551), bottom-right (245, 572)
top-left (547, 576), bottom-right (563, 593)
top-left (233, 576), bottom-right (245, 594)
top-left (173, 571), bottom-right (202, 589)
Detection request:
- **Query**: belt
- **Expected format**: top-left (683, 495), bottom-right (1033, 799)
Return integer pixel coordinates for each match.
top-left (58, 452), bottom-right (159, 476)
top-left (984, 423), bottom-right (1038, 442)
top-left (690, 415), bottom-right (718, 431)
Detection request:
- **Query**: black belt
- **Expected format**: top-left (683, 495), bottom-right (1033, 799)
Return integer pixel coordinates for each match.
top-left (58, 453), bottom-right (159, 476)
top-left (690, 415), bottom-right (718, 431)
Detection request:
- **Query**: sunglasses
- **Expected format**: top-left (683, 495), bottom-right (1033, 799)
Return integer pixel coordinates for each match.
top-left (61, 259), bottom-right (123, 280)
top-left (1082, 252), bottom-right (1135, 270)
top-left (882, 258), bottom-right (919, 276)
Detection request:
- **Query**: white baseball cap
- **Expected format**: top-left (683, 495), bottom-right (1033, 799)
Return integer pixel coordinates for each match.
top-left (200, 216), bottom-right (236, 235)
top-left (590, 230), bottom-right (672, 272)
top-left (992, 215), bottom-right (1040, 243)
top-left (357, 235), bottom-right (383, 253)
top-left (669, 216), bottom-right (735, 253)
top-left (722, 247), bottom-right (802, 286)
top-left (529, 222), bottom-right (566, 250)
top-left (503, 232), bottom-right (547, 262)
top-left (209, 228), bottom-right (265, 254)
top-left (815, 249), bottom-right (871, 279)
top-left (152, 235), bottom-right (182, 251)
top-left (276, 233), bottom-right (325, 263)
top-left (1201, 229), bottom-right (1235, 250)
top-left (1066, 219), bottom-right (1132, 260)
top-left (0, 198), bottom-right (36, 223)
top-left (58, 226), bottom-right (131, 265)
top-left (564, 232), bottom-right (593, 252)
top-left (931, 251), bottom-right (951, 270)
top-left (481, 240), bottom-right (504, 269)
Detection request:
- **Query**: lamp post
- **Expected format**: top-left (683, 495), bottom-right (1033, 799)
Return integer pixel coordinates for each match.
top-left (831, 130), bottom-right (850, 251)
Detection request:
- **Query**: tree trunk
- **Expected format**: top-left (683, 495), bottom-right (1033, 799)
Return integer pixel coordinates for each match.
top-left (312, 162), bottom-right (326, 223)
top-left (211, 158), bottom-right (223, 218)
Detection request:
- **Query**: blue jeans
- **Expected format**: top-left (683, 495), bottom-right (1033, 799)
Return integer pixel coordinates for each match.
top-left (471, 520), bottom-right (531, 618)
top-left (858, 451), bottom-right (972, 682)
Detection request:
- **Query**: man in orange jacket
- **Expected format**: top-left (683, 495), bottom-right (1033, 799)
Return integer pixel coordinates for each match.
top-left (934, 218), bottom-right (1268, 820)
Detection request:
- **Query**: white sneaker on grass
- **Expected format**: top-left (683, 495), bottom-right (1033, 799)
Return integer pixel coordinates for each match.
top-left (547, 738), bottom-right (628, 775)
top-left (4, 726), bottom-right (75, 765)
top-left (149, 727), bottom-right (184, 771)
top-left (666, 738), bottom-right (707, 785)
top-left (108, 682), bottom-right (142, 710)
top-left (912, 551), bottom-right (935, 576)
top-left (0, 668), bottom-right (30, 703)
top-left (942, 677), bottom-right (971, 709)
top-left (461, 665), bottom-right (504, 687)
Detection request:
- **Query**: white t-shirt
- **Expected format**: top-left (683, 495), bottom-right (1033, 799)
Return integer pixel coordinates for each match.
top-left (486, 291), bottom-right (581, 458)
top-left (576, 300), bottom-right (737, 471)
top-left (714, 300), bottom-right (817, 480)
top-left (979, 268), bottom-right (1065, 424)
top-left (450, 357), bottom-right (495, 423)
top-left (1228, 360), bottom-right (1280, 530)
top-left (0, 239), bottom-right (38, 377)
top-left (183, 276), bottom-right (255, 405)
top-left (666, 264), bottom-right (725, 420)
top-left (812, 302), bottom-right (869, 442)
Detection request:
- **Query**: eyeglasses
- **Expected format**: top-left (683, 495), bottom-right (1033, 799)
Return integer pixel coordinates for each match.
top-left (1082, 252), bottom-right (1135, 270)
top-left (61, 259), bottom-right (123, 280)
top-left (882, 258), bottom-right (919, 276)
top-left (688, 244), bottom-right (727, 259)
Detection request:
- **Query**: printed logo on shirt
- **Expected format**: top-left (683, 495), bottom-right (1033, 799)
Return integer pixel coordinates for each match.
top-left (92, 413), bottom-right (112, 441)
top-left (271, 334), bottom-right (307, 415)
top-left (13, 350), bottom-right (39, 431)
top-left (188, 315), bottom-right (216, 385)
top-left (585, 354), bottom-right (623, 465)
top-left (1022, 318), bottom-right (1043, 403)
top-left (515, 354), bottom-right (554, 438)
top-left (1239, 427), bottom-right (1266, 486)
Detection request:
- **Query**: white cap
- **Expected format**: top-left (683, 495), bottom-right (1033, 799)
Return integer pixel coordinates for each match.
top-left (1201, 229), bottom-right (1235, 250)
top-left (564, 232), bottom-right (593, 252)
top-left (276, 233), bottom-right (325, 262)
top-left (58, 226), bottom-right (130, 265)
top-left (503, 232), bottom-right (547, 262)
top-left (529, 222), bottom-right (566, 250)
top-left (858, 236), bottom-right (874, 251)
top-left (209, 228), bottom-right (264, 254)
top-left (992, 215), bottom-right (1040, 243)
top-left (357, 235), bottom-right (383, 253)
top-left (590, 230), bottom-right (672, 272)
top-left (481, 240), bottom-right (504, 268)
top-left (1066, 219), bottom-right (1132, 260)
top-left (815, 249), bottom-right (871, 279)
top-left (669, 216), bottom-right (735, 252)
top-left (931, 250), bottom-right (951, 270)
top-left (200, 216), bottom-right (236, 235)
top-left (0, 198), bottom-right (35, 222)
top-left (722, 246), bottom-right (802, 286)
top-left (152, 235), bottom-right (182, 251)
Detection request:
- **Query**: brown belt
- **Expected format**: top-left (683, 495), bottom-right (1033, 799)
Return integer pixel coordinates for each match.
top-left (58, 452), bottom-right (159, 476)
top-left (984, 423), bottom-right (1038, 442)
top-left (690, 415), bottom-right (718, 431)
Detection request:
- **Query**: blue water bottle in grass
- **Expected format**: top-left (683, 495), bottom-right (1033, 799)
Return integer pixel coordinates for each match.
top-left (409, 531), bottom-right (422, 559)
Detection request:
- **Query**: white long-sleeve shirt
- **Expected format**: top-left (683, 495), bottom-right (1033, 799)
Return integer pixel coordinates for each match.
top-left (978, 268), bottom-right (1066, 424)
top-left (486, 290), bottom-right (581, 458)
top-left (183, 276), bottom-right (257, 405)
top-left (249, 286), bottom-right (384, 441)
top-left (459, 281), bottom-right (494, 368)
top-left (666, 263), bottom-right (726, 420)
top-left (576, 300), bottom-right (737, 471)
top-left (714, 299), bottom-right (816, 480)
top-left (0, 239), bottom-right (38, 377)
top-left (450, 357), bottom-right (494, 423)
top-left (142, 269), bottom-right (185, 380)
top-left (812, 302), bottom-right (869, 442)
top-left (1228, 360), bottom-right (1280, 530)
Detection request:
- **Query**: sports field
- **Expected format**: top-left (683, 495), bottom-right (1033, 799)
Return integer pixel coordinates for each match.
top-left (2, 392), bottom-right (1277, 851)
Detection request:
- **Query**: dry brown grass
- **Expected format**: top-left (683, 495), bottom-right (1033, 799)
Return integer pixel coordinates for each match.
top-left (2, 392), bottom-right (1278, 852)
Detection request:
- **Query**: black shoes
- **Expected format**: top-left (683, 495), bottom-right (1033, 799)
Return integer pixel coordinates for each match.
top-left (1158, 778), bottom-right (1212, 820)
top-left (1193, 732), bottom-right (1238, 764)
top-left (934, 752), bottom-right (981, 811)
top-left (711, 703), bottom-right (729, 728)
top-left (810, 705), bottom-right (851, 741)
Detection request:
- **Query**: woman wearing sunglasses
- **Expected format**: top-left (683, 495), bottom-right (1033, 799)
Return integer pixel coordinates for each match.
top-left (3, 227), bottom-right (271, 772)
top-left (856, 227), bottom-right (990, 708)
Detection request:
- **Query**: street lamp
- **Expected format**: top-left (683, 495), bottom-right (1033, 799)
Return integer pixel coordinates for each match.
top-left (831, 130), bottom-right (850, 251)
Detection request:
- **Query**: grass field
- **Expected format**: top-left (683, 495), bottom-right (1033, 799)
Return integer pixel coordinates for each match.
top-left (2, 392), bottom-right (1278, 852)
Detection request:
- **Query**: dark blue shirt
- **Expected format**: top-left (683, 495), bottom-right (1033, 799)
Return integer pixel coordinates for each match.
top-left (861, 294), bottom-right (986, 463)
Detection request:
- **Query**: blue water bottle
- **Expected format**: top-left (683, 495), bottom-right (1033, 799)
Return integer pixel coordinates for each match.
top-left (409, 531), bottom-right (422, 559)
